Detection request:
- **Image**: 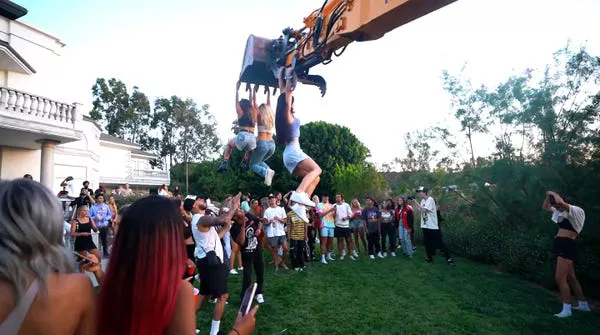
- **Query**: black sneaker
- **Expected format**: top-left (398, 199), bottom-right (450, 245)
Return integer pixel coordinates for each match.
top-left (425, 258), bottom-right (433, 263)
top-left (447, 259), bottom-right (455, 266)
top-left (216, 160), bottom-right (229, 172)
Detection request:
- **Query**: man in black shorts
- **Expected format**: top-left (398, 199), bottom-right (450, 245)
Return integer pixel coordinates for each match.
top-left (334, 193), bottom-right (359, 260)
top-left (193, 193), bottom-right (241, 335)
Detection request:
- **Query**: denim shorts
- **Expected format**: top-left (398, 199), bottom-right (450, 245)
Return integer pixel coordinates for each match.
top-left (234, 131), bottom-right (257, 151)
top-left (320, 226), bottom-right (335, 238)
top-left (283, 141), bottom-right (309, 173)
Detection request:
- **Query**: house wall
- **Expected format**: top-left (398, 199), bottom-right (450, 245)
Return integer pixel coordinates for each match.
top-left (0, 17), bottom-right (67, 101)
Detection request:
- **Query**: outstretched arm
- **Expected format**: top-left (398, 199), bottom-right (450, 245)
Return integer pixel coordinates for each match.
top-left (278, 68), bottom-right (295, 124)
top-left (235, 81), bottom-right (243, 119)
top-left (250, 84), bottom-right (259, 124)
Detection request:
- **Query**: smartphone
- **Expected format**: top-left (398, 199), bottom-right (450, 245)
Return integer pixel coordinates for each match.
top-left (74, 251), bottom-right (99, 265)
top-left (239, 283), bottom-right (257, 316)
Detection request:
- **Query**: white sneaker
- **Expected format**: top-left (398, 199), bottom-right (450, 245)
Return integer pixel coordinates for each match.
top-left (352, 250), bottom-right (359, 258)
top-left (256, 294), bottom-right (264, 304)
top-left (382, 252), bottom-right (387, 257)
top-left (321, 258), bottom-right (328, 264)
top-left (377, 252), bottom-right (384, 259)
top-left (350, 255), bottom-right (357, 260)
top-left (291, 203), bottom-right (309, 223)
top-left (369, 255), bottom-right (375, 259)
top-left (554, 310), bottom-right (572, 318)
top-left (340, 255), bottom-right (345, 260)
top-left (573, 303), bottom-right (592, 312)
top-left (264, 169), bottom-right (275, 186)
top-left (327, 254), bottom-right (335, 261)
top-left (290, 191), bottom-right (316, 207)
top-left (391, 252), bottom-right (396, 257)
top-left (229, 269), bottom-right (238, 275)
top-left (237, 267), bottom-right (243, 271)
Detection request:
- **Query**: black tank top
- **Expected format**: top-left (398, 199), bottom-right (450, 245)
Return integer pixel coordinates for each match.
top-left (183, 222), bottom-right (193, 240)
top-left (558, 218), bottom-right (577, 233)
top-left (238, 110), bottom-right (253, 128)
top-left (75, 219), bottom-right (92, 233)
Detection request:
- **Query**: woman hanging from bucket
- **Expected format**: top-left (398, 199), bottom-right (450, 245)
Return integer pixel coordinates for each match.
top-left (275, 67), bottom-right (322, 223)
top-left (217, 82), bottom-right (258, 172)
top-left (248, 85), bottom-right (276, 186)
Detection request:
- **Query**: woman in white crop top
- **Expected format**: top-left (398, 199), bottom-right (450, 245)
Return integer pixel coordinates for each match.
top-left (248, 85), bottom-right (276, 186)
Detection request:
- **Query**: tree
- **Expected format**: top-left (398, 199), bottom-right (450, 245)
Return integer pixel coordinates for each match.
top-left (333, 163), bottom-right (389, 200)
top-left (153, 96), bottom-right (221, 188)
top-left (299, 121), bottom-right (370, 196)
top-left (90, 78), bottom-right (153, 143)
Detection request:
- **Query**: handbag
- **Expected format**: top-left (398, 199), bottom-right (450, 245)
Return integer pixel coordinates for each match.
top-left (200, 245), bottom-right (222, 267)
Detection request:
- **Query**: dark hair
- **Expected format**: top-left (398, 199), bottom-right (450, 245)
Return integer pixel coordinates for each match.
top-left (275, 93), bottom-right (294, 145)
top-left (239, 98), bottom-right (251, 113)
top-left (98, 196), bottom-right (185, 334)
top-left (548, 195), bottom-right (557, 206)
top-left (336, 193), bottom-right (344, 200)
top-left (183, 198), bottom-right (195, 212)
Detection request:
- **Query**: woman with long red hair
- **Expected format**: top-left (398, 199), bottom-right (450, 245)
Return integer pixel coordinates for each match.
top-left (96, 195), bottom-right (193, 334)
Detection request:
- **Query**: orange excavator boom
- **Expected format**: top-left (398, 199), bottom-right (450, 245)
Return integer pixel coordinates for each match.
top-left (239, 0), bottom-right (458, 96)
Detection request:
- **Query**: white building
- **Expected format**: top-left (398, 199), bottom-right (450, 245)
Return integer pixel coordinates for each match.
top-left (0, 2), bottom-right (169, 194)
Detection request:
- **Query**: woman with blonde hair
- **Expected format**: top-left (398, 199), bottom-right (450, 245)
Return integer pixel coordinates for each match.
top-left (350, 198), bottom-right (367, 253)
top-left (0, 179), bottom-right (96, 334)
top-left (249, 86), bottom-right (276, 186)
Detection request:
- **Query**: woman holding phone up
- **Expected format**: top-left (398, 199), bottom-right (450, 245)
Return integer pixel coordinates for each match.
top-left (542, 191), bottom-right (591, 318)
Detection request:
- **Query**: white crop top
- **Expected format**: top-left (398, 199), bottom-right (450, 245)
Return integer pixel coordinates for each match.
top-left (257, 125), bottom-right (274, 134)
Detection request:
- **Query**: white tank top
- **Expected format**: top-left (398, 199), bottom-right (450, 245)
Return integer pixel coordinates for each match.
top-left (257, 125), bottom-right (274, 134)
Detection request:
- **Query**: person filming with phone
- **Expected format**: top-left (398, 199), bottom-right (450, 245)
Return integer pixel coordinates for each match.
top-left (542, 191), bottom-right (591, 318)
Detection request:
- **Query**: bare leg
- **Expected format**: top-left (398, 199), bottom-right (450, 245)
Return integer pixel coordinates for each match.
top-left (567, 264), bottom-right (586, 301)
top-left (337, 236), bottom-right (344, 257)
top-left (352, 229), bottom-right (360, 253)
top-left (555, 257), bottom-right (572, 303)
top-left (213, 293), bottom-right (229, 321)
top-left (293, 158), bottom-right (322, 195)
top-left (280, 242), bottom-right (289, 270)
top-left (320, 236), bottom-right (327, 257)
top-left (359, 228), bottom-right (368, 252)
top-left (270, 245), bottom-right (279, 270)
top-left (223, 139), bottom-right (235, 160)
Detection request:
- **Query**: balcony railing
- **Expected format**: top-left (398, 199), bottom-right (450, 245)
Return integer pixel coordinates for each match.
top-left (0, 86), bottom-right (80, 128)
top-left (132, 169), bottom-right (169, 178)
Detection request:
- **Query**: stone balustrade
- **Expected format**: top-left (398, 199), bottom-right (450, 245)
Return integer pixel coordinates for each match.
top-left (0, 86), bottom-right (80, 128)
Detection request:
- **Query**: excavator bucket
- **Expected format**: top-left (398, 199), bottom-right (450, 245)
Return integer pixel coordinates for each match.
top-left (239, 35), bottom-right (278, 88)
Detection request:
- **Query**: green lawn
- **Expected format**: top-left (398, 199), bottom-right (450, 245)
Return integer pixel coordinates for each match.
top-left (195, 247), bottom-right (599, 335)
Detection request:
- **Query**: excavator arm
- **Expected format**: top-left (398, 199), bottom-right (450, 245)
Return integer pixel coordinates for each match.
top-left (239, 0), bottom-right (458, 96)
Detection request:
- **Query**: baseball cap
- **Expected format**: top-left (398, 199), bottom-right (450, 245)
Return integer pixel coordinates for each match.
top-left (268, 193), bottom-right (276, 199)
top-left (415, 186), bottom-right (428, 193)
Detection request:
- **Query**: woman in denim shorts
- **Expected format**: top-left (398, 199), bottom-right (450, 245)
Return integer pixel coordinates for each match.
top-left (274, 68), bottom-right (322, 223)
top-left (217, 82), bottom-right (257, 172)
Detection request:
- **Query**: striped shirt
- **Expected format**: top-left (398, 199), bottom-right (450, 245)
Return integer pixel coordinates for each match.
top-left (287, 210), bottom-right (306, 241)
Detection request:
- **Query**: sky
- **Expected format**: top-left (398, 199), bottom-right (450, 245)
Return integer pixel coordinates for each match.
top-left (16, 0), bottom-right (600, 167)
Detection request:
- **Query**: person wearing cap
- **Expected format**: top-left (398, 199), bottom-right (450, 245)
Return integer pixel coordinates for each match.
top-left (543, 191), bottom-right (591, 317)
top-left (409, 187), bottom-right (454, 265)
top-left (193, 193), bottom-right (242, 335)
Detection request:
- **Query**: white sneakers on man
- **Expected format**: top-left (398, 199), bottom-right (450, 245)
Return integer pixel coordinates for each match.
top-left (290, 191), bottom-right (315, 207)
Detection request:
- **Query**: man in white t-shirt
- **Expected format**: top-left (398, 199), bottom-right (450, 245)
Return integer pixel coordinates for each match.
top-left (334, 193), bottom-right (358, 260)
top-left (263, 194), bottom-right (289, 270)
top-left (189, 193), bottom-right (241, 335)
top-left (409, 186), bottom-right (454, 265)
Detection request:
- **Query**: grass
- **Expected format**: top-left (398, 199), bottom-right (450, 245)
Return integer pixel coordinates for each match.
top-left (195, 244), bottom-right (599, 335)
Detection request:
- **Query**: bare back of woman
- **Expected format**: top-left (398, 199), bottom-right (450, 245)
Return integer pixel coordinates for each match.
top-left (0, 273), bottom-right (96, 334)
